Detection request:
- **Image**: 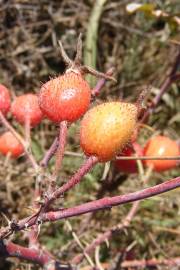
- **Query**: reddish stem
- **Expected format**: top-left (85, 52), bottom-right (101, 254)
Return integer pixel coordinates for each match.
top-left (54, 121), bottom-right (68, 178)
top-left (91, 68), bottom-right (114, 96)
top-left (34, 156), bottom-right (98, 223)
top-left (28, 174), bottom-right (42, 248)
top-left (1, 175), bottom-right (177, 238)
top-left (0, 240), bottom-right (71, 270)
top-left (0, 111), bottom-right (38, 171)
top-left (45, 176), bottom-right (180, 222)
top-left (40, 137), bottom-right (59, 167)
top-left (0, 240), bottom-right (50, 265)
top-left (51, 156), bottom-right (98, 201)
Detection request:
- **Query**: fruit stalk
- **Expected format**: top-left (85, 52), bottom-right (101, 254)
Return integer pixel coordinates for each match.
top-left (40, 137), bottom-right (59, 167)
top-left (46, 156), bottom-right (98, 207)
top-left (33, 155), bottom-right (98, 221)
top-left (91, 67), bottom-right (114, 96)
top-left (54, 121), bottom-right (68, 178)
top-left (0, 111), bottom-right (38, 171)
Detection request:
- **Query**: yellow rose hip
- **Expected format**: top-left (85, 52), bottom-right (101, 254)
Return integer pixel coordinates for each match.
top-left (80, 102), bottom-right (138, 162)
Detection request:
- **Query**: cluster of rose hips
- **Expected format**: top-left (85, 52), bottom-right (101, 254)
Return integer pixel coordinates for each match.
top-left (0, 36), bottom-right (179, 174)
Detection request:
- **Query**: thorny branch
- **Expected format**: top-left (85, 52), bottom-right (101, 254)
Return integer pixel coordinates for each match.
top-left (0, 111), bottom-right (39, 171)
top-left (72, 161), bottom-right (152, 265)
top-left (0, 176), bottom-right (179, 240)
top-left (0, 240), bottom-right (72, 270)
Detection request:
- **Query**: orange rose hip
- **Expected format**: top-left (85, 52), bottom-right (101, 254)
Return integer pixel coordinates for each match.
top-left (143, 135), bottom-right (180, 171)
top-left (80, 102), bottom-right (138, 162)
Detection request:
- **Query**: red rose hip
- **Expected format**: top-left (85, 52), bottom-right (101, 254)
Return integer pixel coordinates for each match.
top-left (11, 94), bottom-right (43, 127)
top-left (38, 72), bottom-right (91, 123)
top-left (115, 143), bottom-right (143, 173)
top-left (0, 84), bottom-right (11, 115)
top-left (143, 135), bottom-right (180, 171)
top-left (0, 131), bottom-right (24, 158)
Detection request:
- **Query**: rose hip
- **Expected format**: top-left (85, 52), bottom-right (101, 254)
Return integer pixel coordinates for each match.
top-left (80, 102), bottom-right (138, 162)
top-left (0, 131), bottom-right (24, 158)
top-left (0, 84), bottom-right (11, 115)
top-left (11, 94), bottom-right (43, 127)
top-left (39, 72), bottom-right (91, 123)
top-left (143, 135), bottom-right (180, 171)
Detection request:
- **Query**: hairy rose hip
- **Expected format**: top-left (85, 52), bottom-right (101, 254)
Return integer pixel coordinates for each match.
top-left (0, 131), bottom-right (24, 158)
top-left (115, 143), bottom-right (143, 173)
top-left (11, 94), bottom-right (43, 127)
top-left (80, 102), bottom-right (138, 162)
top-left (39, 72), bottom-right (91, 123)
top-left (38, 34), bottom-right (115, 124)
top-left (143, 135), bottom-right (180, 171)
top-left (0, 84), bottom-right (11, 115)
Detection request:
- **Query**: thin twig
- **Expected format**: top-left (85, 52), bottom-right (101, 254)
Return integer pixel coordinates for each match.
top-left (54, 121), bottom-right (68, 179)
top-left (91, 68), bottom-right (114, 96)
top-left (44, 156), bottom-right (98, 209)
top-left (28, 174), bottom-right (42, 249)
top-left (51, 156), bottom-right (98, 200)
top-left (119, 257), bottom-right (180, 268)
top-left (40, 137), bottom-right (59, 167)
top-left (116, 155), bottom-right (180, 161)
top-left (0, 111), bottom-right (38, 171)
top-left (66, 220), bottom-right (95, 267)
top-left (33, 156), bottom-right (98, 223)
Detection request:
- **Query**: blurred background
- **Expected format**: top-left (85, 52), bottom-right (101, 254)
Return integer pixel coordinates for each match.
top-left (0, 1), bottom-right (179, 269)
